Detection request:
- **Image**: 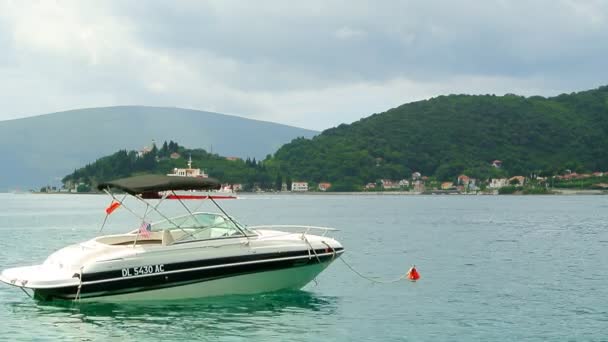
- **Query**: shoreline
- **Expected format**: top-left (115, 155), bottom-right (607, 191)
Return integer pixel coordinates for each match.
top-left (13, 189), bottom-right (608, 196)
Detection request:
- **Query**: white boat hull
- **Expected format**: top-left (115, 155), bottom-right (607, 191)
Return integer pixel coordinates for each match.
top-left (79, 260), bottom-right (331, 302)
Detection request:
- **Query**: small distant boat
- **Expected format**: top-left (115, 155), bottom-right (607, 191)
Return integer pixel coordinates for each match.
top-left (0, 175), bottom-right (343, 302)
top-left (165, 156), bottom-right (237, 200)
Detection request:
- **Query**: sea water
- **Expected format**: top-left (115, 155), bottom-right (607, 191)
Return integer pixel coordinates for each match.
top-left (0, 193), bottom-right (606, 341)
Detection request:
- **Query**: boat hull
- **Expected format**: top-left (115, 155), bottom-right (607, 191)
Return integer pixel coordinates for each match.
top-left (32, 249), bottom-right (343, 302)
top-left (63, 260), bottom-right (331, 302)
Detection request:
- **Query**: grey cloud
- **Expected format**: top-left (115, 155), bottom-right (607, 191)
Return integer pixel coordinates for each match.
top-left (0, 0), bottom-right (607, 129)
top-left (112, 0), bottom-right (608, 87)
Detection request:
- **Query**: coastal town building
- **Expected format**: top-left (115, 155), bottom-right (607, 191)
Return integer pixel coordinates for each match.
top-left (558, 172), bottom-right (578, 180)
top-left (170, 152), bottom-right (181, 159)
top-left (291, 182), bottom-right (308, 192)
top-left (467, 179), bottom-right (479, 191)
top-left (381, 179), bottom-right (400, 190)
top-left (457, 175), bottom-right (470, 185)
top-left (138, 146), bottom-right (152, 158)
top-left (398, 179), bottom-right (410, 188)
top-left (412, 172), bottom-right (422, 180)
top-left (558, 172), bottom-right (599, 180)
top-left (492, 160), bottom-right (502, 168)
top-left (441, 182), bottom-right (454, 190)
top-left (318, 182), bottom-right (332, 191)
top-left (554, 170), bottom-right (607, 180)
top-left (509, 176), bottom-right (526, 186)
top-left (365, 183), bottom-right (376, 190)
top-left (413, 180), bottom-right (425, 192)
top-left (489, 178), bottom-right (509, 189)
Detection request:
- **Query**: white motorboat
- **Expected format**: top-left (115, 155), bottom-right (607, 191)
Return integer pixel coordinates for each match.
top-left (165, 156), bottom-right (237, 199)
top-left (0, 175), bottom-right (343, 302)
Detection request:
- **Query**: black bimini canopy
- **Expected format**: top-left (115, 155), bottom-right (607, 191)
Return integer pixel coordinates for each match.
top-left (97, 175), bottom-right (222, 195)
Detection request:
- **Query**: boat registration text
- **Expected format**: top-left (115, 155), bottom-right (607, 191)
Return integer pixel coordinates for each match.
top-left (122, 264), bottom-right (165, 277)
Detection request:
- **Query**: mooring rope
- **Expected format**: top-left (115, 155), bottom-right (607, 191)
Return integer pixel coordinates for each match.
top-left (321, 241), bottom-right (337, 261)
top-left (339, 257), bottom-right (408, 284)
top-left (302, 234), bottom-right (322, 264)
top-left (312, 238), bottom-right (408, 284)
top-left (74, 266), bottom-right (84, 302)
top-left (19, 287), bottom-right (33, 299)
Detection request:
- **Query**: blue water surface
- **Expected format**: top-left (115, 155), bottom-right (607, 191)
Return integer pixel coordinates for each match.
top-left (0, 193), bottom-right (606, 341)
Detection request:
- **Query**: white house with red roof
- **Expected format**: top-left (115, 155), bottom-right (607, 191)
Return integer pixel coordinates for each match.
top-left (457, 175), bottom-right (470, 185)
top-left (381, 179), bottom-right (400, 189)
top-left (398, 179), bottom-right (410, 187)
top-left (318, 182), bottom-right (332, 191)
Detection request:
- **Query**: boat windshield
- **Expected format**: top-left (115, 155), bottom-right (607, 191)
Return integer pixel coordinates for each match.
top-left (150, 212), bottom-right (254, 242)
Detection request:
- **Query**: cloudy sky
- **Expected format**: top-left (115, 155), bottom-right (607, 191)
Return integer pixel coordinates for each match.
top-left (0, 0), bottom-right (607, 130)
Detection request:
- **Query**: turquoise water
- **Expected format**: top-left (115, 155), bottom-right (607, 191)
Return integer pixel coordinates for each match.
top-left (0, 193), bottom-right (607, 341)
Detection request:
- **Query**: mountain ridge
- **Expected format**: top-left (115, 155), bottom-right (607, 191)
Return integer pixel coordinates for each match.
top-left (0, 105), bottom-right (312, 131)
top-left (0, 106), bottom-right (317, 191)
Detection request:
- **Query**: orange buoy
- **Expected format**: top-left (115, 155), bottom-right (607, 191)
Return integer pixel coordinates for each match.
top-left (407, 265), bottom-right (420, 281)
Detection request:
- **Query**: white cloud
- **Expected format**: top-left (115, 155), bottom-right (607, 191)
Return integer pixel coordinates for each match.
top-left (0, 0), bottom-right (606, 130)
top-left (3, 1), bottom-right (129, 65)
top-left (334, 26), bottom-right (367, 40)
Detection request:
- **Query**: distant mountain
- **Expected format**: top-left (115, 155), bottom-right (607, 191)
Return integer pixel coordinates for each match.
top-left (269, 86), bottom-right (608, 188)
top-left (0, 106), bottom-right (317, 191)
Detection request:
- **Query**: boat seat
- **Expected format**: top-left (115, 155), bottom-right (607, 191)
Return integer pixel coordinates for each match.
top-left (162, 230), bottom-right (175, 246)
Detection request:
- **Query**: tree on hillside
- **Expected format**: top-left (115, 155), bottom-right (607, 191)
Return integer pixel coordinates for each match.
top-left (160, 141), bottom-right (169, 157)
top-left (285, 175), bottom-right (292, 191)
top-left (275, 173), bottom-right (283, 191)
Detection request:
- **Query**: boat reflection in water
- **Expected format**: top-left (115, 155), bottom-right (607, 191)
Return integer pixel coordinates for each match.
top-left (8, 291), bottom-right (339, 340)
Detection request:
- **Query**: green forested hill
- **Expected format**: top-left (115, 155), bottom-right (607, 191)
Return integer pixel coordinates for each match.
top-left (63, 86), bottom-right (608, 192)
top-left (62, 141), bottom-right (274, 191)
top-left (267, 86), bottom-right (608, 188)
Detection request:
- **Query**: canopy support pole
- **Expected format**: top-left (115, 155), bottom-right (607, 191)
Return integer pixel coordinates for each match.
top-left (103, 190), bottom-right (188, 237)
top-left (130, 193), bottom-right (193, 237)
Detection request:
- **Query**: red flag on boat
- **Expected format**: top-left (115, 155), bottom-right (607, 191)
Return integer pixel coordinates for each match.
top-left (105, 201), bottom-right (121, 215)
top-left (407, 265), bottom-right (420, 281)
